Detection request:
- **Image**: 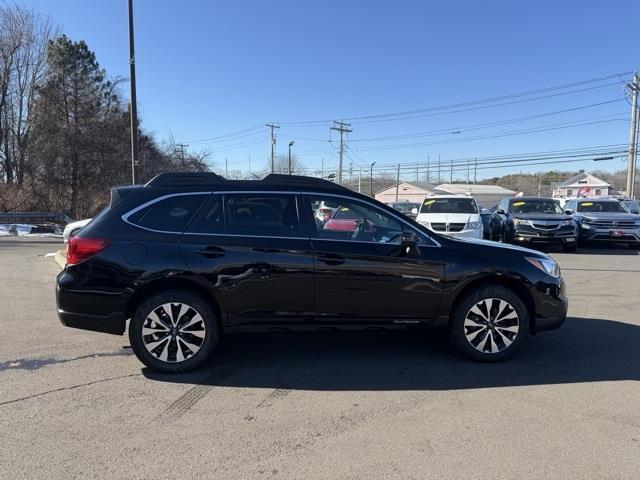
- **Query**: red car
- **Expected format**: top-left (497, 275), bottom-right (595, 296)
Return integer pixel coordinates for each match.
top-left (323, 206), bottom-right (361, 231)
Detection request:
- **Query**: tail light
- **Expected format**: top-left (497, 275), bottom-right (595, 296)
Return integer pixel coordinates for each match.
top-left (67, 237), bottom-right (111, 266)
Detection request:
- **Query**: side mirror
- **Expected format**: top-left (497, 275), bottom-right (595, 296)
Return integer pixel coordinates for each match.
top-left (564, 209), bottom-right (573, 215)
top-left (401, 231), bottom-right (418, 248)
top-left (496, 209), bottom-right (505, 215)
top-left (411, 207), bottom-right (418, 215)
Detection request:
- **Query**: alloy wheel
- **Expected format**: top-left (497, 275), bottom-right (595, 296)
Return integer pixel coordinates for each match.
top-left (142, 302), bottom-right (206, 363)
top-left (463, 298), bottom-right (519, 354)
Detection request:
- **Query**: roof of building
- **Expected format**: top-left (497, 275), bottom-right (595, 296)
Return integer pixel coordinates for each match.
top-left (553, 172), bottom-right (611, 188)
top-left (375, 181), bottom-right (437, 195)
top-left (434, 183), bottom-right (516, 195)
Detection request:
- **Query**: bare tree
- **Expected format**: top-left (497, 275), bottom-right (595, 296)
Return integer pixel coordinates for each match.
top-left (273, 153), bottom-right (305, 175)
top-left (0, 3), bottom-right (56, 184)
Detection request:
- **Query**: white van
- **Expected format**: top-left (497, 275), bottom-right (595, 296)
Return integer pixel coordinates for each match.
top-left (413, 195), bottom-right (483, 239)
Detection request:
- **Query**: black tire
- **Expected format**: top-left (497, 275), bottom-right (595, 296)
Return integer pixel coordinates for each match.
top-left (129, 290), bottom-right (219, 373)
top-left (562, 243), bottom-right (577, 253)
top-left (450, 285), bottom-right (529, 362)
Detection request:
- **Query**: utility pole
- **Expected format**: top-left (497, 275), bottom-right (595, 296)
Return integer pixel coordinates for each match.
top-left (266, 123), bottom-right (280, 174)
top-left (466, 160), bottom-right (470, 184)
top-left (416, 163), bottom-right (419, 182)
top-left (128, 0), bottom-right (139, 184)
top-left (426, 156), bottom-right (430, 184)
top-left (450, 158), bottom-right (453, 183)
top-left (369, 161), bottom-right (376, 197)
top-left (626, 73), bottom-right (639, 198)
top-left (437, 155), bottom-right (441, 184)
top-left (358, 168), bottom-right (362, 193)
top-left (330, 120), bottom-right (352, 184)
top-left (474, 158), bottom-right (477, 184)
top-left (321, 158), bottom-right (324, 178)
top-left (225, 157), bottom-right (228, 177)
top-left (537, 174), bottom-right (542, 196)
top-left (175, 143), bottom-right (187, 164)
top-left (395, 163), bottom-right (401, 201)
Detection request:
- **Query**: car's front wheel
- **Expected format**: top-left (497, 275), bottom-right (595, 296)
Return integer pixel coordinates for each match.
top-left (129, 290), bottom-right (219, 373)
top-left (450, 285), bottom-right (529, 362)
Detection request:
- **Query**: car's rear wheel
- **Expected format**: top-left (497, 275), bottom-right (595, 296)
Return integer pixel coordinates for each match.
top-left (450, 285), bottom-right (529, 362)
top-left (129, 290), bottom-right (218, 373)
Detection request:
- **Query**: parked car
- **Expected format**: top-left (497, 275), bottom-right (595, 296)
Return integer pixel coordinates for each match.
top-left (314, 200), bottom-right (339, 224)
top-left (490, 197), bottom-right (578, 252)
top-left (57, 172), bottom-right (567, 373)
top-left (388, 201), bottom-right (421, 220)
top-left (322, 205), bottom-right (359, 231)
top-left (414, 195), bottom-right (483, 239)
top-left (564, 198), bottom-right (640, 249)
top-left (480, 207), bottom-right (494, 239)
top-left (63, 218), bottom-right (92, 243)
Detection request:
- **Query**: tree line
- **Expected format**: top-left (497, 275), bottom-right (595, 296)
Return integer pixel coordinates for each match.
top-left (0, 4), bottom-right (208, 219)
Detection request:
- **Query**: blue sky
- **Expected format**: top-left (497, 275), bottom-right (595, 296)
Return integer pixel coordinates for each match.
top-left (23, 0), bottom-right (639, 180)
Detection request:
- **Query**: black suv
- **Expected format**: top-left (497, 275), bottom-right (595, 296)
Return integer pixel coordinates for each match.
top-left (491, 197), bottom-right (578, 252)
top-left (57, 173), bottom-right (567, 372)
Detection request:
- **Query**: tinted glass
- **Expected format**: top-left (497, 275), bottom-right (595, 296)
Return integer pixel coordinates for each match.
top-left (509, 200), bottom-right (563, 214)
top-left (420, 197), bottom-right (478, 214)
top-left (577, 201), bottom-right (627, 213)
top-left (309, 196), bottom-right (410, 244)
top-left (190, 195), bottom-right (224, 234)
top-left (128, 194), bottom-right (204, 232)
top-left (225, 194), bottom-right (301, 237)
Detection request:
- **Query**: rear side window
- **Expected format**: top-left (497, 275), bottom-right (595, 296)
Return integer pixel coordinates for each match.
top-left (189, 195), bottom-right (225, 234)
top-left (225, 194), bottom-right (302, 237)
top-left (127, 194), bottom-right (205, 232)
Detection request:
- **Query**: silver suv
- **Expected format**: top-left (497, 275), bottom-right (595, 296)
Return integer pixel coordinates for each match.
top-left (565, 198), bottom-right (640, 250)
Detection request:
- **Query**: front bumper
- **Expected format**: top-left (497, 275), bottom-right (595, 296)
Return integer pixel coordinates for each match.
top-left (511, 223), bottom-right (578, 244)
top-left (531, 276), bottom-right (568, 333)
top-left (435, 228), bottom-right (483, 239)
top-left (579, 224), bottom-right (640, 243)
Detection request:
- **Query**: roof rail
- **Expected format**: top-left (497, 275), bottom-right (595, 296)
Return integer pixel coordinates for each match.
top-left (145, 172), bottom-right (226, 187)
top-left (145, 172), bottom-right (350, 191)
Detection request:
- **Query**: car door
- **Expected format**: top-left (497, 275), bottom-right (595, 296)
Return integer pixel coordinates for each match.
top-left (180, 192), bottom-right (315, 327)
top-left (303, 193), bottom-right (445, 324)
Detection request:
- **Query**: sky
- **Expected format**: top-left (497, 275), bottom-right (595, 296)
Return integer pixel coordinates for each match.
top-left (22, 0), bottom-right (640, 181)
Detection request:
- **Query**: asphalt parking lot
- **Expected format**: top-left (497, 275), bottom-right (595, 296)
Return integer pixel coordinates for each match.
top-left (1, 236), bottom-right (639, 479)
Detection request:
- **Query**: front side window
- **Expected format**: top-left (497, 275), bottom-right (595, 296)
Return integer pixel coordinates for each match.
top-left (420, 197), bottom-right (478, 214)
top-left (225, 194), bottom-right (302, 237)
top-left (308, 195), bottom-right (412, 244)
top-left (128, 194), bottom-right (205, 232)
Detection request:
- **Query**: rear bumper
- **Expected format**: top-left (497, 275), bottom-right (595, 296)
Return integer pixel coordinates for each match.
top-left (56, 269), bottom-right (127, 335)
top-left (57, 309), bottom-right (126, 335)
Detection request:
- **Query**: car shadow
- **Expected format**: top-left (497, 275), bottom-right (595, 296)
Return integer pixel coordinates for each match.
top-left (142, 317), bottom-right (640, 391)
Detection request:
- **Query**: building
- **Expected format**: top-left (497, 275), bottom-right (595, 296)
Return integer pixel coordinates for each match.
top-left (432, 183), bottom-right (516, 208)
top-left (374, 182), bottom-right (515, 208)
top-left (551, 172), bottom-right (614, 198)
top-left (374, 182), bottom-right (436, 204)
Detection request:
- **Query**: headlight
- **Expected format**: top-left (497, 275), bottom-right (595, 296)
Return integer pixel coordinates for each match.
top-left (561, 219), bottom-right (574, 226)
top-left (581, 217), bottom-right (596, 224)
top-left (526, 257), bottom-right (561, 278)
top-left (466, 220), bottom-right (482, 230)
top-left (513, 219), bottom-right (530, 226)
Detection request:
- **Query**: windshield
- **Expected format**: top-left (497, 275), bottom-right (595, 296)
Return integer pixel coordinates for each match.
top-left (509, 200), bottom-right (563, 214)
top-left (392, 202), bottom-right (419, 213)
top-left (577, 201), bottom-right (627, 213)
top-left (419, 198), bottom-right (478, 214)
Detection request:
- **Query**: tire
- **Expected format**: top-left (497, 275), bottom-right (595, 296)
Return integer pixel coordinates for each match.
top-left (450, 285), bottom-right (529, 362)
top-left (562, 244), bottom-right (577, 253)
top-left (129, 290), bottom-right (219, 373)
